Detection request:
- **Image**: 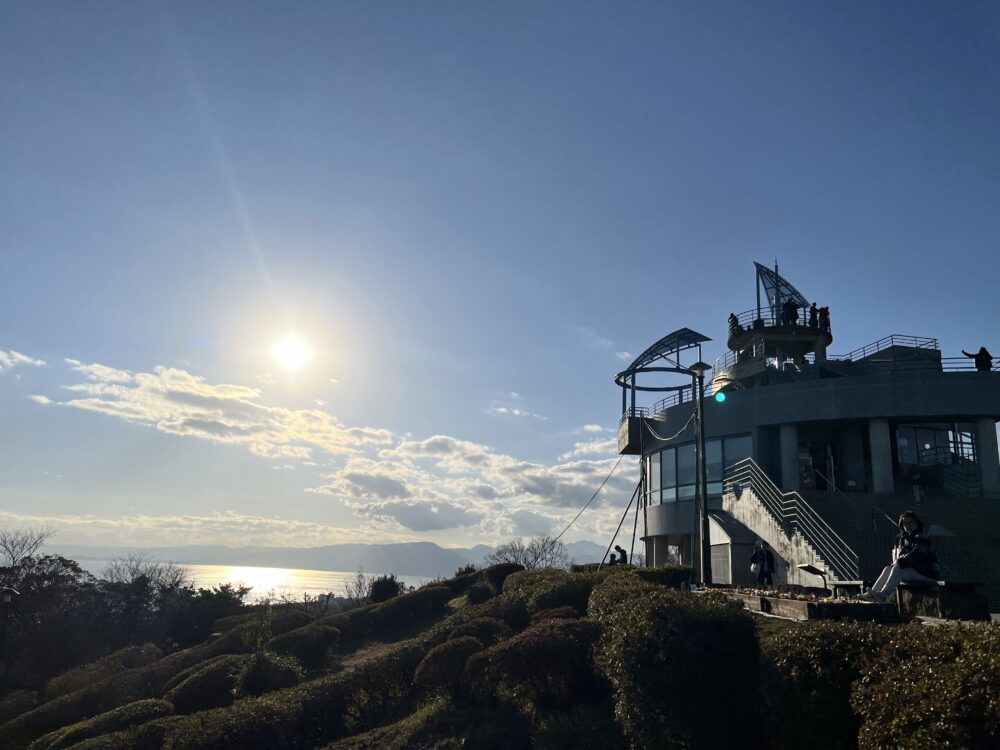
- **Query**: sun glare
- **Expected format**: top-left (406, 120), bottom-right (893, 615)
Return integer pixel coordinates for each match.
top-left (272, 336), bottom-right (312, 370)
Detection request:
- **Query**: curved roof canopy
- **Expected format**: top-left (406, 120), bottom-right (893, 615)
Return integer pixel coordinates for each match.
top-left (614, 327), bottom-right (710, 388)
top-left (755, 261), bottom-right (809, 308)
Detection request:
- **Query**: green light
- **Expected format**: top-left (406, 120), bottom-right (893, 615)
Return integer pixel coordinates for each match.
top-left (715, 392), bottom-right (727, 403)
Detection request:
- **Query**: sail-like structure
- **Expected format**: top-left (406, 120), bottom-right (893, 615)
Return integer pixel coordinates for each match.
top-left (755, 261), bottom-right (809, 308)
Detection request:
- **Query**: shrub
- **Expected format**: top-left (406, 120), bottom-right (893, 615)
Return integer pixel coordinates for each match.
top-left (164, 654), bottom-right (248, 714)
top-left (0, 689), bottom-right (38, 723)
top-left (482, 563), bottom-right (524, 590)
top-left (589, 575), bottom-right (759, 749)
top-left (503, 569), bottom-right (595, 617)
top-left (852, 623), bottom-right (1000, 749)
top-left (467, 619), bottom-right (605, 710)
top-left (634, 564), bottom-right (692, 589)
top-left (532, 703), bottom-right (627, 749)
top-left (29, 698), bottom-right (173, 750)
top-left (44, 644), bottom-right (163, 701)
top-left (447, 617), bottom-right (512, 647)
top-left (413, 636), bottom-right (484, 699)
top-left (466, 583), bottom-right (493, 605)
top-left (213, 607), bottom-right (313, 636)
top-left (369, 574), bottom-right (405, 603)
top-left (234, 651), bottom-right (304, 698)
top-left (0, 667), bottom-right (157, 747)
top-left (530, 606), bottom-right (582, 624)
top-left (758, 620), bottom-right (891, 749)
top-left (436, 567), bottom-right (481, 596)
top-left (319, 585), bottom-right (453, 645)
top-left (268, 623), bottom-right (340, 670)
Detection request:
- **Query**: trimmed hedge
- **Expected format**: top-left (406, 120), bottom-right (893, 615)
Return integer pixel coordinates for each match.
top-left (481, 563), bottom-right (525, 591)
top-left (502, 569), bottom-right (595, 618)
top-left (43, 644), bottom-right (163, 702)
top-left (235, 651), bottom-right (304, 698)
top-left (28, 698), bottom-right (173, 750)
top-left (466, 582), bottom-right (493, 605)
top-left (447, 617), bottom-right (512, 648)
top-left (164, 654), bottom-right (248, 714)
top-left (530, 606), bottom-right (582, 624)
top-left (319, 585), bottom-right (453, 645)
top-left (268, 623), bottom-right (340, 670)
top-left (413, 636), bottom-right (484, 698)
top-left (852, 623), bottom-right (1000, 749)
top-left (758, 621), bottom-right (891, 750)
top-left (468, 619), bottom-right (605, 710)
top-left (214, 607), bottom-right (313, 636)
top-left (0, 689), bottom-right (38, 723)
top-left (589, 575), bottom-right (759, 749)
top-left (0, 667), bottom-right (158, 747)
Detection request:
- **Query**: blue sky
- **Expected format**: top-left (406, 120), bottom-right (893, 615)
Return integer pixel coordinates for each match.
top-left (1, 2), bottom-right (998, 550)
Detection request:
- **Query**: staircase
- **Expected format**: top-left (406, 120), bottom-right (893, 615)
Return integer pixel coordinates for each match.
top-left (723, 458), bottom-right (861, 584)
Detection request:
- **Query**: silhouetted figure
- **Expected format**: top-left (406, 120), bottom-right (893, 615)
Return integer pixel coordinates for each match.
top-left (782, 299), bottom-right (798, 327)
top-left (615, 545), bottom-right (628, 565)
top-left (818, 306), bottom-right (830, 334)
top-left (607, 554), bottom-right (618, 566)
top-left (808, 302), bottom-right (818, 329)
top-left (962, 346), bottom-right (993, 372)
top-left (728, 313), bottom-right (742, 336)
top-left (750, 541), bottom-right (775, 587)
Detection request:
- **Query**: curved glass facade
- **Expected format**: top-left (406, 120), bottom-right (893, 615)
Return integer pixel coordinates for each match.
top-left (643, 434), bottom-right (751, 504)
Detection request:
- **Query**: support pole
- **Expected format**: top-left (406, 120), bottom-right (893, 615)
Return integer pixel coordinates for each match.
top-left (695, 370), bottom-right (712, 585)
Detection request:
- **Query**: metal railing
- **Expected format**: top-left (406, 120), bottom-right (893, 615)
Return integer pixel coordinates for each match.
top-left (724, 457), bottom-right (861, 581)
top-left (648, 380), bottom-right (719, 417)
top-left (727, 305), bottom-right (829, 333)
top-left (834, 334), bottom-right (938, 362)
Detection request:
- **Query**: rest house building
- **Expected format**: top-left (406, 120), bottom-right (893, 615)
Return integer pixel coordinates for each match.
top-left (616, 262), bottom-right (1000, 605)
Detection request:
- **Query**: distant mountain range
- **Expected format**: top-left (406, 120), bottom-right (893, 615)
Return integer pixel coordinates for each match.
top-left (43, 540), bottom-right (609, 579)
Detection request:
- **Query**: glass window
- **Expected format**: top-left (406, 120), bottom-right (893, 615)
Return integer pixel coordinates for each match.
top-left (724, 435), bottom-right (752, 468)
top-left (707, 481), bottom-right (723, 498)
top-left (661, 447), bottom-right (676, 488)
top-left (677, 484), bottom-right (696, 500)
top-left (706, 439), bottom-right (723, 481)
top-left (661, 487), bottom-right (677, 503)
top-left (649, 453), bottom-right (661, 492)
top-left (677, 443), bottom-right (696, 485)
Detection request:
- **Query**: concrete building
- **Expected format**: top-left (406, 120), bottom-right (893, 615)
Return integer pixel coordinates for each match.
top-left (616, 263), bottom-right (1000, 601)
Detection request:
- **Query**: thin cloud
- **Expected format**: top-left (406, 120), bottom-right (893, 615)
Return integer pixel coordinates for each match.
top-left (0, 350), bottom-right (45, 372)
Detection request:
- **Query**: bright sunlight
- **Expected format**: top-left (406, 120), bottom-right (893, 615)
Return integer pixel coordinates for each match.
top-left (272, 336), bottom-right (312, 370)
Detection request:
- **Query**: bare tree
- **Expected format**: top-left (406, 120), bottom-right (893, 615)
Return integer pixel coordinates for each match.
top-left (342, 567), bottom-right (372, 606)
top-left (484, 534), bottom-right (569, 569)
top-left (102, 551), bottom-right (190, 589)
top-left (0, 526), bottom-right (56, 567)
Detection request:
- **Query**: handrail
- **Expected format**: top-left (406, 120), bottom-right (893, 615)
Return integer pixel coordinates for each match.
top-left (724, 457), bottom-right (860, 580)
top-left (834, 334), bottom-right (937, 362)
top-left (727, 306), bottom-right (828, 332)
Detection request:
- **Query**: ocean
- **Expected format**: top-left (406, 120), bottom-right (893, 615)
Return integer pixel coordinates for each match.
top-left (74, 558), bottom-right (430, 602)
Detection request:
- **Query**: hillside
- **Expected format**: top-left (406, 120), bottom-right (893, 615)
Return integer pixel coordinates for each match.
top-left (0, 565), bottom-right (996, 749)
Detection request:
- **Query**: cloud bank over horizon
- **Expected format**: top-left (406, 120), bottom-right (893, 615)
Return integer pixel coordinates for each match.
top-left (13, 356), bottom-right (636, 548)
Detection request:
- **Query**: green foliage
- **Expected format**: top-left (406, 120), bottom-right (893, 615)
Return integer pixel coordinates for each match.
top-left (759, 621), bottom-right (891, 749)
top-left (413, 636), bottom-right (484, 698)
top-left (634, 564), bottom-right (692, 589)
top-left (0, 689), bottom-right (38, 723)
top-left (530, 606), bottom-right (582, 624)
top-left (468, 618), bottom-right (604, 710)
top-left (436, 568), bottom-right (481, 596)
top-left (368, 574), bottom-right (405, 603)
top-left (28, 698), bottom-right (173, 750)
top-left (482, 562), bottom-right (525, 590)
top-left (0, 666), bottom-right (157, 747)
top-left (502, 569), bottom-right (595, 617)
top-left (454, 564), bottom-right (477, 577)
top-left (213, 606), bottom-right (313, 636)
top-left (852, 623), bottom-right (1000, 749)
top-left (235, 651), bottom-right (304, 698)
top-left (268, 623), bottom-right (340, 670)
top-left (532, 704), bottom-right (627, 750)
top-left (164, 654), bottom-right (248, 714)
top-left (446, 617), bottom-right (512, 647)
top-left (43, 644), bottom-right (163, 702)
top-left (589, 575), bottom-right (759, 749)
top-left (321, 585), bottom-right (453, 645)
top-left (466, 582), bottom-right (493, 605)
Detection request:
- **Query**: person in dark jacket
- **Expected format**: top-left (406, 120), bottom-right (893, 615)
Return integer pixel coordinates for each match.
top-left (862, 510), bottom-right (940, 602)
top-left (750, 541), bottom-right (776, 587)
top-left (614, 545), bottom-right (628, 565)
top-left (962, 346), bottom-right (993, 372)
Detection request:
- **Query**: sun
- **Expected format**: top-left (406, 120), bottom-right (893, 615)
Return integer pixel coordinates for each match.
top-left (272, 336), bottom-right (312, 370)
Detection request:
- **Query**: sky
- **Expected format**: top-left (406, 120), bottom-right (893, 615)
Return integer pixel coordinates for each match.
top-left (1, 1), bottom-right (998, 551)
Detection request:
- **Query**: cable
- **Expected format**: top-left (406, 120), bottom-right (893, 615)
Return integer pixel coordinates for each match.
top-left (598, 479), bottom-right (640, 570)
top-left (643, 411), bottom-right (695, 442)
top-left (527, 453), bottom-right (626, 568)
